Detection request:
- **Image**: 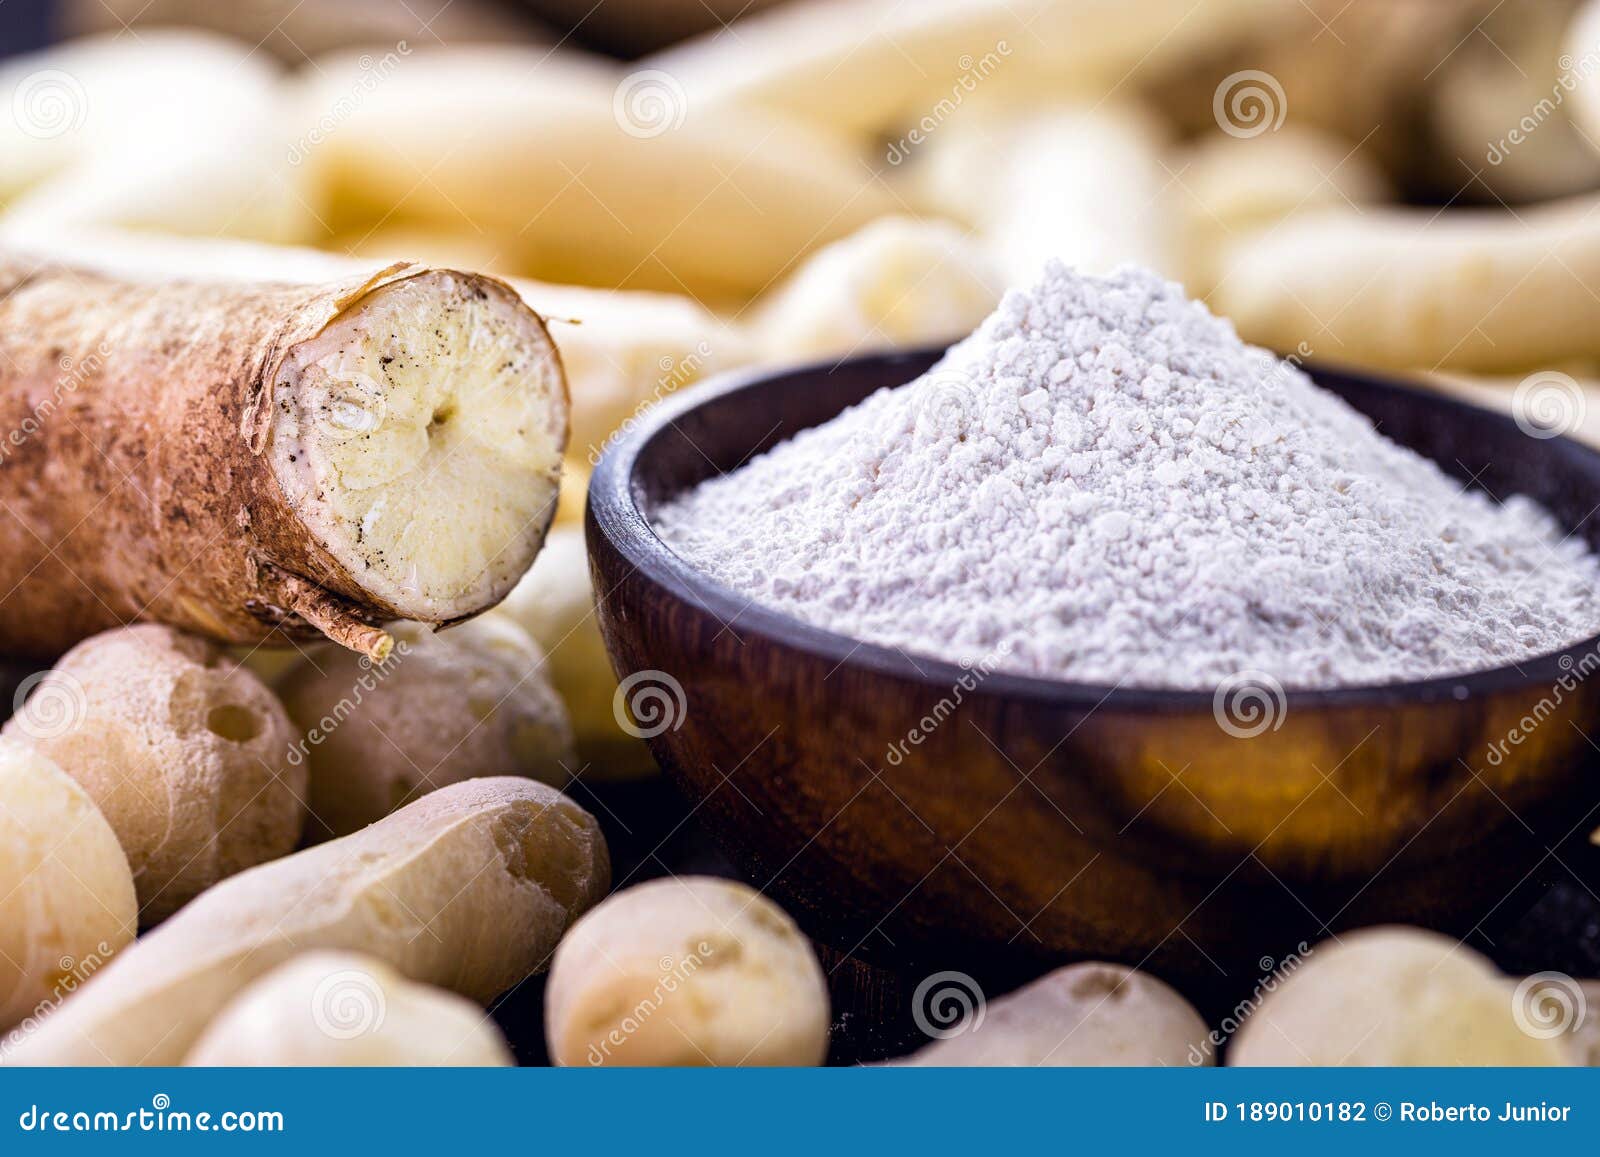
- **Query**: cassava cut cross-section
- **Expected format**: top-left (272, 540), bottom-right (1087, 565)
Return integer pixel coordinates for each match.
top-left (0, 254), bottom-right (568, 660)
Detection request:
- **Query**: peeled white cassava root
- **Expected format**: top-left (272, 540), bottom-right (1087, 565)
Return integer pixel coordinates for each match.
top-left (0, 31), bottom-right (315, 244)
top-left (3, 625), bottom-right (305, 924)
top-left (3, 777), bottom-right (609, 1065)
top-left (913, 100), bottom-right (1176, 285)
top-left (902, 962), bottom-right (1211, 1066)
top-left (294, 46), bottom-right (894, 297)
top-left (1176, 128), bottom-right (1391, 231)
top-left (1426, 0), bottom-right (1600, 204)
top-left (1208, 198), bottom-right (1600, 373)
top-left (1173, 127), bottom-right (1391, 292)
top-left (0, 741), bottom-right (137, 1032)
top-left (750, 216), bottom-right (1001, 363)
top-left (1229, 927), bottom-right (1569, 1066)
top-left (276, 618), bottom-right (575, 842)
top-left (516, 280), bottom-right (750, 462)
top-left (184, 951), bottom-right (514, 1067)
top-left (0, 249), bottom-right (567, 661)
top-left (493, 525), bottom-right (654, 779)
top-left (66, 0), bottom-right (556, 63)
top-left (545, 876), bottom-right (830, 1066)
top-left (647, 0), bottom-right (1290, 138)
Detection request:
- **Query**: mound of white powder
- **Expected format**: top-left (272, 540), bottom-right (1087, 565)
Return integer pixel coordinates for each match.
top-left (655, 263), bottom-right (1600, 688)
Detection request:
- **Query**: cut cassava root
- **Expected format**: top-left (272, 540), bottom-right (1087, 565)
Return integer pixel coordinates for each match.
top-left (0, 253), bottom-right (568, 661)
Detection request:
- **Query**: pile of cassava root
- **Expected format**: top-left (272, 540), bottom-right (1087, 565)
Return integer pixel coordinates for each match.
top-left (9, 0), bottom-right (1600, 1070)
top-left (0, 250), bottom-right (1591, 1069)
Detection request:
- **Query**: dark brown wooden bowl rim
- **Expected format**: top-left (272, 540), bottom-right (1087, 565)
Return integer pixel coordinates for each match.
top-left (588, 348), bottom-right (1600, 712)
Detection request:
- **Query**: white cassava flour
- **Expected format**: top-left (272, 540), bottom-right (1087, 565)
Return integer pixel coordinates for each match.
top-left (655, 264), bottom-right (1600, 688)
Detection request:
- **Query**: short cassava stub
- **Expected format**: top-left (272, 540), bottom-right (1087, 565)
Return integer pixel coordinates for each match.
top-left (0, 254), bottom-right (568, 661)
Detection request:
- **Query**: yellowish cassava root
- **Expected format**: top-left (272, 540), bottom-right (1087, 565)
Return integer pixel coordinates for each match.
top-left (1229, 927), bottom-right (1568, 1066)
top-left (184, 951), bottom-right (515, 1067)
top-left (1208, 198), bottom-right (1600, 372)
top-left (901, 962), bottom-right (1212, 1067)
top-left (0, 741), bottom-right (137, 1033)
top-left (3, 777), bottom-right (608, 1065)
top-left (545, 876), bottom-right (830, 1066)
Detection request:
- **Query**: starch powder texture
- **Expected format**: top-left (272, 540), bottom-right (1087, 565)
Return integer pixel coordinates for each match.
top-left (655, 264), bottom-right (1600, 688)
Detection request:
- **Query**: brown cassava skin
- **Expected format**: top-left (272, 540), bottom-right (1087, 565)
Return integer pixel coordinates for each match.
top-left (2, 625), bottom-right (307, 925)
top-left (1, 777), bottom-right (609, 1066)
top-left (0, 254), bottom-right (559, 659)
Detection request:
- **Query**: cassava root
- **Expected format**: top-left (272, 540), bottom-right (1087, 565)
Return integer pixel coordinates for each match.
top-left (0, 253), bottom-right (568, 660)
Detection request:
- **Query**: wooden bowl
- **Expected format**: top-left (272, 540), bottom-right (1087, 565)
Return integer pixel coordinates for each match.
top-left (586, 350), bottom-right (1600, 980)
